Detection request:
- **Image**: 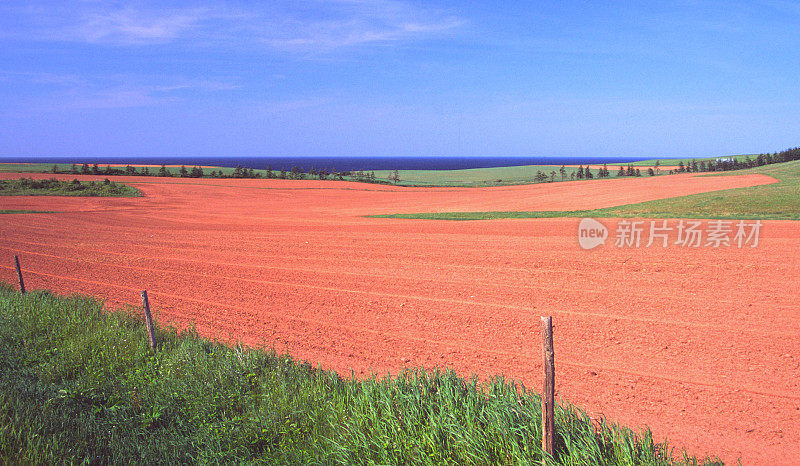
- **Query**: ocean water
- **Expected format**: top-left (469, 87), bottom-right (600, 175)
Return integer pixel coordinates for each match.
top-left (1, 156), bottom-right (650, 172)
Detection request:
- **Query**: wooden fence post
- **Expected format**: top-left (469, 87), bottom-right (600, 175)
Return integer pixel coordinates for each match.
top-left (541, 316), bottom-right (555, 463)
top-left (14, 255), bottom-right (25, 294)
top-left (141, 290), bottom-right (156, 350)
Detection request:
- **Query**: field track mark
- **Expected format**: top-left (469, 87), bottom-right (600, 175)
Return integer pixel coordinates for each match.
top-left (3, 264), bottom-right (798, 402)
top-left (2, 239), bottom-right (768, 309)
top-left (3, 237), bottom-right (796, 312)
top-left (7, 247), bottom-right (797, 333)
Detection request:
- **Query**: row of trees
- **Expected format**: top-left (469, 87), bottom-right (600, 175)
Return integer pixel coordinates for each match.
top-left (51, 162), bottom-right (377, 182)
top-left (670, 147), bottom-right (800, 174)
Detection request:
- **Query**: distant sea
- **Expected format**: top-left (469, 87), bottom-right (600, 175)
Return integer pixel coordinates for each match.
top-left (0, 156), bottom-right (651, 172)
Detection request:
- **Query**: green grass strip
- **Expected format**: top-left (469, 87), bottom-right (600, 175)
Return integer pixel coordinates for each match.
top-left (0, 284), bottom-right (720, 464)
top-left (372, 160), bottom-right (800, 221)
top-left (0, 210), bottom-right (56, 214)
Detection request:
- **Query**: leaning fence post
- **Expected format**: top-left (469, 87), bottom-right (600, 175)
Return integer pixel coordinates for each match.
top-left (141, 290), bottom-right (156, 350)
top-left (14, 255), bottom-right (25, 294)
top-left (541, 316), bottom-right (555, 463)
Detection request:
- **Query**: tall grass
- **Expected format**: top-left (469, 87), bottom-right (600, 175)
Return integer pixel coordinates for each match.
top-left (0, 284), bottom-right (720, 464)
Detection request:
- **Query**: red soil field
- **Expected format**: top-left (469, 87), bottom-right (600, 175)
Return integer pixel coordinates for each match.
top-left (1, 172), bottom-right (797, 465)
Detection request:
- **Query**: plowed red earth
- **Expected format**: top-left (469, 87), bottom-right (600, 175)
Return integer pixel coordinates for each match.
top-left (1, 172), bottom-right (798, 465)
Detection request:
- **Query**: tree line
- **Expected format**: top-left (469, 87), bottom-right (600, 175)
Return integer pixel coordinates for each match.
top-left (672, 147), bottom-right (800, 173)
top-left (50, 163), bottom-right (388, 183)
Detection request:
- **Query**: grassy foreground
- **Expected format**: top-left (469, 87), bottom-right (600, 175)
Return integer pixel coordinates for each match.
top-left (0, 284), bottom-right (719, 464)
top-left (374, 160), bottom-right (800, 221)
top-left (0, 178), bottom-right (140, 197)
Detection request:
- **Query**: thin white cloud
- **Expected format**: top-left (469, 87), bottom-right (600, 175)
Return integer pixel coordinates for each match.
top-left (68, 7), bottom-right (207, 45)
top-left (12, 77), bottom-right (240, 112)
top-left (262, 0), bottom-right (465, 51)
top-left (3, 1), bottom-right (464, 49)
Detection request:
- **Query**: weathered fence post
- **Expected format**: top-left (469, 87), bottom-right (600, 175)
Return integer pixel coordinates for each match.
top-left (14, 255), bottom-right (25, 294)
top-left (541, 316), bottom-right (555, 463)
top-left (141, 290), bottom-right (156, 350)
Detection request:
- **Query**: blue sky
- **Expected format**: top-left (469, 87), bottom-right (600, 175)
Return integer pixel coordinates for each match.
top-left (1, 1), bottom-right (799, 159)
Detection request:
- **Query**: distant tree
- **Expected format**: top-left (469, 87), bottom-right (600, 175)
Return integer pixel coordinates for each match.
top-left (585, 168), bottom-right (593, 179)
top-left (626, 164), bottom-right (635, 176)
top-left (390, 169), bottom-right (400, 184)
top-left (570, 172), bottom-right (575, 181)
top-left (104, 165), bottom-right (112, 174)
top-left (654, 160), bottom-right (660, 174)
top-left (600, 163), bottom-right (609, 178)
top-left (71, 163), bottom-right (78, 174)
top-left (290, 166), bottom-right (302, 180)
top-left (617, 166), bottom-right (625, 177)
top-left (279, 169), bottom-right (287, 179)
top-left (266, 165), bottom-right (273, 179)
top-left (577, 165), bottom-right (584, 180)
top-left (550, 171), bottom-right (556, 182)
top-left (635, 168), bottom-right (641, 177)
top-left (647, 167), bottom-right (655, 176)
top-left (143, 166), bottom-right (150, 176)
top-left (81, 163), bottom-right (90, 174)
top-left (690, 159), bottom-right (698, 173)
top-left (51, 164), bottom-right (59, 174)
top-left (158, 165), bottom-right (171, 177)
top-left (699, 161), bottom-right (707, 172)
top-left (559, 165), bottom-right (567, 181)
top-left (677, 161), bottom-right (685, 173)
top-left (125, 165), bottom-right (136, 175)
top-left (91, 163), bottom-right (99, 175)
top-left (190, 166), bottom-right (203, 178)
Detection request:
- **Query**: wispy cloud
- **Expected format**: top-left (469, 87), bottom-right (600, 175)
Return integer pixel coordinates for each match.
top-left (7, 76), bottom-right (240, 112)
top-left (64, 7), bottom-right (208, 45)
top-left (262, 0), bottom-right (465, 51)
top-left (2, 1), bottom-right (464, 50)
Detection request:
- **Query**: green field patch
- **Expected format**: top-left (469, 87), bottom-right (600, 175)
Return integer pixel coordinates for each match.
top-left (0, 210), bottom-right (57, 214)
top-left (0, 178), bottom-right (141, 197)
top-left (373, 160), bottom-right (800, 221)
